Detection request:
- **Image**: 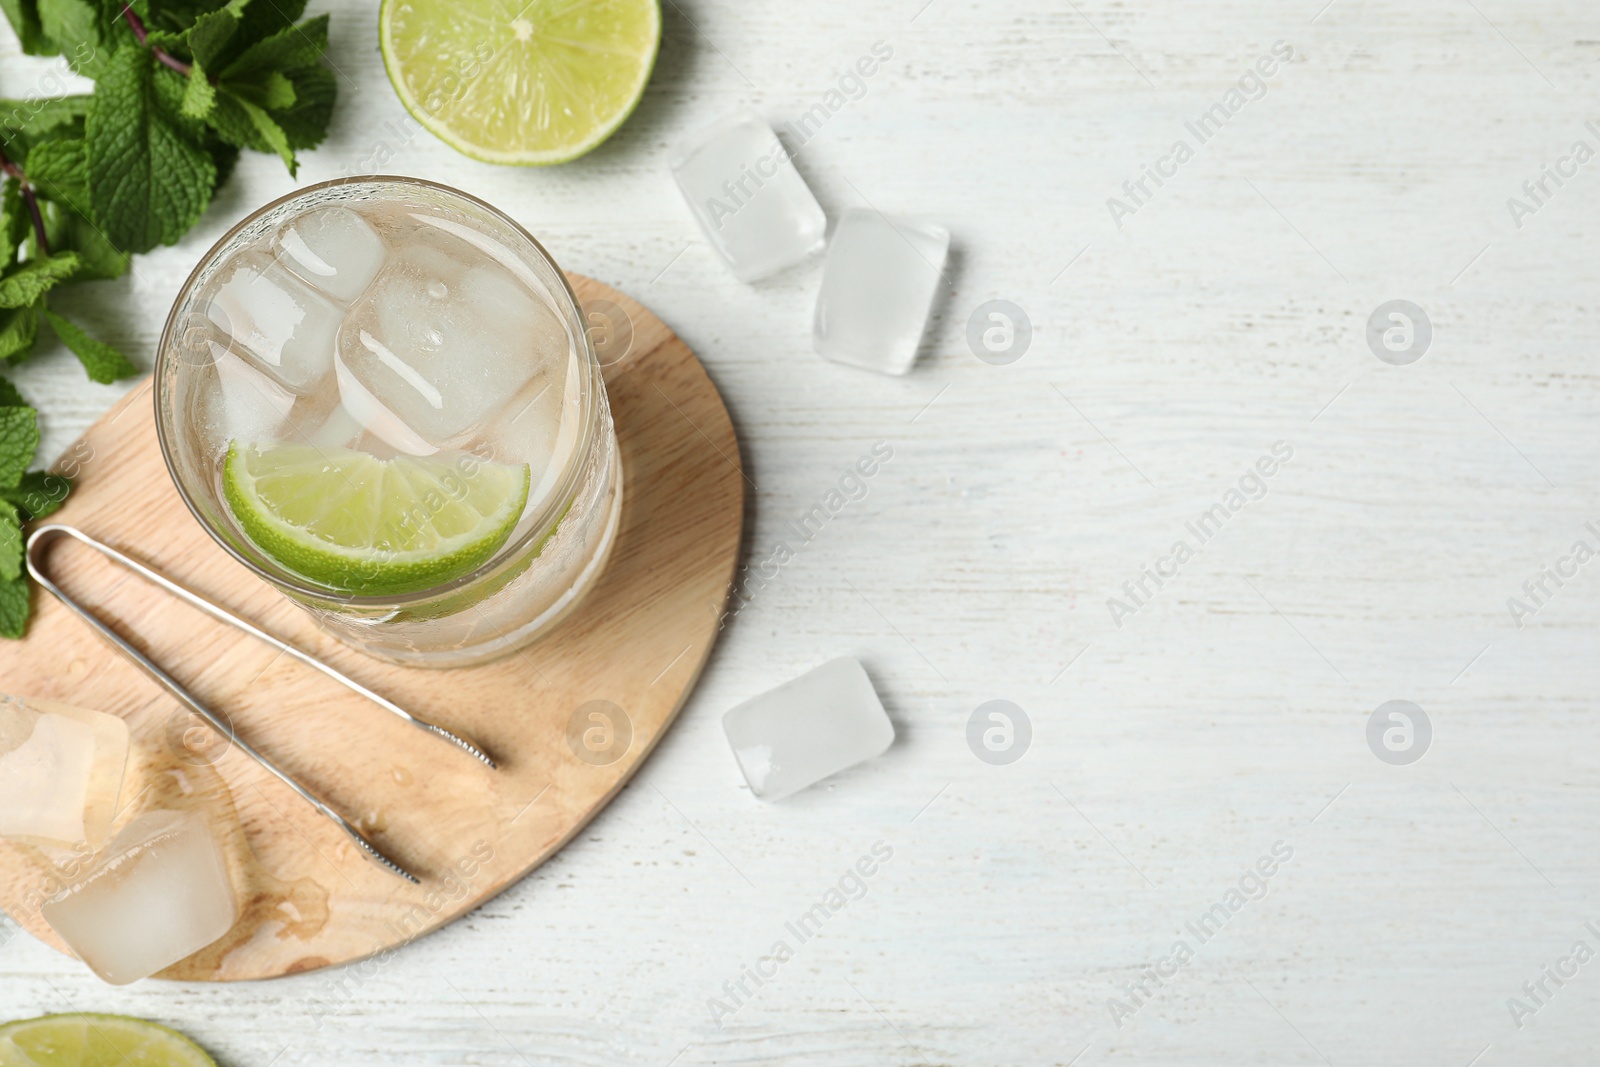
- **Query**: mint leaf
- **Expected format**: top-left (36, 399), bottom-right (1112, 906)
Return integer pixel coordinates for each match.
top-left (42, 307), bottom-right (136, 382)
top-left (0, 405), bottom-right (39, 487)
top-left (221, 13), bottom-right (327, 80)
top-left (0, 375), bottom-right (24, 408)
top-left (0, 182), bottom-right (22, 267)
top-left (0, 0), bottom-right (51, 55)
top-left (209, 140), bottom-right (240, 188)
top-left (0, 95), bottom-right (91, 153)
top-left (36, 0), bottom-right (104, 73)
top-left (0, 252), bottom-right (80, 308)
top-left (0, 502), bottom-right (20, 581)
top-left (0, 469), bottom-right (70, 519)
top-left (0, 305), bottom-right (39, 361)
top-left (148, 62), bottom-right (211, 143)
top-left (188, 2), bottom-right (243, 68)
top-left (257, 70), bottom-right (296, 111)
top-left (39, 200), bottom-right (128, 280)
top-left (274, 64), bottom-right (335, 150)
top-left (223, 0), bottom-right (308, 68)
top-left (0, 574), bottom-right (29, 637)
top-left (224, 90), bottom-right (294, 173)
top-left (200, 91), bottom-right (258, 149)
top-left (86, 46), bottom-right (215, 253)
top-left (143, 27), bottom-right (185, 50)
top-left (181, 62), bottom-right (216, 119)
top-left (25, 137), bottom-right (91, 216)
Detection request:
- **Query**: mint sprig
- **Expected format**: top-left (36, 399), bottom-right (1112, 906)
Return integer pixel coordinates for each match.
top-left (0, 0), bottom-right (338, 636)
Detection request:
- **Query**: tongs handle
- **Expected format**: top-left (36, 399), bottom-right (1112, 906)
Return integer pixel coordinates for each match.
top-left (26, 524), bottom-right (428, 883)
top-left (29, 525), bottom-right (494, 766)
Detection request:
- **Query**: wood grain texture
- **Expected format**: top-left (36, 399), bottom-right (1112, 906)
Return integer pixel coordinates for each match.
top-left (0, 275), bottom-right (744, 981)
top-left (5, 1), bottom-right (1600, 1064)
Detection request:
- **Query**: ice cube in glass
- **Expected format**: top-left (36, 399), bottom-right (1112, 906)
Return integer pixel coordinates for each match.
top-left (204, 252), bottom-right (341, 391)
top-left (722, 657), bottom-right (895, 801)
top-left (336, 239), bottom-right (555, 445)
top-left (42, 810), bottom-right (237, 985)
top-left (670, 109), bottom-right (826, 282)
top-left (813, 209), bottom-right (949, 375)
top-left (275, 205), bottom-right (388, 303)
top-left (300, 397), bottom-right (367, 452)
top-left (0, 693), bottom-right (129, 849)
top-left (201, 341), bottom-right (298, 450)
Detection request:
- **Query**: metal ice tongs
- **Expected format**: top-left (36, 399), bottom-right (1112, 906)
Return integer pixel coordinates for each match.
top-left (26, 524), bottom-right (499, 884)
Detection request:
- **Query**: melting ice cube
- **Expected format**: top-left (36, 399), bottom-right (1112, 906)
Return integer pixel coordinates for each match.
top-left (670, 109), bottom-right (826, 282)
top-left (42, 810), bottom-right (237, 985)
top-left (204, 252), bottom-right (341, 391)
top-left (300, 397), bottom-right (367, 453)
top-left (721, 657), bottom-right (895, 800)
top-left (275, 206), bottom-right (388, 304)
top-left (201, 341), bottom-right (298, 451)
top-left (813, 209), bottom-right (949, 375)
top-left (336, 243), bottom-right (556, 444)
top-left (484, 365), bottom-right (578, 504)
top-left (0, 694), bottom-right (128, 848)
top-left (332, 354), bottom-right (439, 456)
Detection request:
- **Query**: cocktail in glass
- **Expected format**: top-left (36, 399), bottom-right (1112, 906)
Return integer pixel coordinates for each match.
top-left (155, 177), bottom-right (621, 668)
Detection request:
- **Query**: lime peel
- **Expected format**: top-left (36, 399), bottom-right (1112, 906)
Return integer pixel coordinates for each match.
top-left (379, 0), bottom-right (662, 166)
top-left (223, 443), bottom-right (530, 597)
top-left (0, 1013), bottom-right (216, 1067)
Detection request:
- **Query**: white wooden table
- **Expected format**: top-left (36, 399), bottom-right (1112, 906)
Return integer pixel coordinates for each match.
top-left (5, 1), bottom-right (1600, 1063)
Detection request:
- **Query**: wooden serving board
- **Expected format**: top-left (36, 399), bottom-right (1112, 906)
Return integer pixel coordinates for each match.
top-left (0, 276), bottom-right (744, 981)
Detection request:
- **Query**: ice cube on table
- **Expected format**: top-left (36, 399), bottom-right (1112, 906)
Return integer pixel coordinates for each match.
top-left (275, 206), bottom-right (388, 304)
top-left (813, 209), bottom-right (949, 375)
top-left (722, 657), bottom-right (894, 801)
top-left (336, 246), bottom-right (553, 444)
top-left (42, 810), bottom-right (237, 985)
top-left (0, 694), bottom-right (128, 849)
top-left (670, 109), bottom-right (826, 283)
top-left (204, 253), bottom-right (342, 391)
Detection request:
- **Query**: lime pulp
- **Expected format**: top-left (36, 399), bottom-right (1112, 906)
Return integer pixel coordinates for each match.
top-left (223, 442), bottom-right (531, 597)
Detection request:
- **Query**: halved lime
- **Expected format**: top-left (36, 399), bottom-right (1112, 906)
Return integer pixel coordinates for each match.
top-left (223, 443), bottom-right (531, 597)
top-left (379, 0), bottom-right (662, 165)
top-left (0, 1014), bottom-right (215, 1067)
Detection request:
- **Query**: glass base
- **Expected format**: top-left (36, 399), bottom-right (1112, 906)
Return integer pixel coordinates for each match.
top-left (303, 462), bottom-right (624, 669)
top-left (359, 483), bottom-right (623, 668)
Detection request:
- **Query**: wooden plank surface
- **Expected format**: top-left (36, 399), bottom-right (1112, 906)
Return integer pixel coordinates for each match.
top-left (5, 1), bottom-right (1600, 1064)
top-left (0, 275), bottom-right (745, 981)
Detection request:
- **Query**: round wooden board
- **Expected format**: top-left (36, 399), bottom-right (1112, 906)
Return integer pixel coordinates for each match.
top-left (0, 275), bottom-right (744, 981)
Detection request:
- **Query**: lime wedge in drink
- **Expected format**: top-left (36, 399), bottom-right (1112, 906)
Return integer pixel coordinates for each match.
top-left (379, 0), bottom-right (662, 165)
top-left (223, 443), bottom-right (531, 597)
top-left (0, 1014), bottom-right (215, 1067)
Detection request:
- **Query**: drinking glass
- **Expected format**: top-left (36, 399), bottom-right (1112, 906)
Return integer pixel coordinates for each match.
top-left (155, 177), bottom-right (622, 668)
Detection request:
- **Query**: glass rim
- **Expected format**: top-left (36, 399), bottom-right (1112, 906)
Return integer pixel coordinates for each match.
top-left (154, 174), bottom-right (603, 607)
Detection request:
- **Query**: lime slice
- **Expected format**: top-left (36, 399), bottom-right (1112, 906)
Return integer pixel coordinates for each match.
top-left (0, 1014), bottom-right (215, 1067)
top-left (223, 443), bottom-right (531, 597)
top-left (379, 0), bottom-right (662, 165)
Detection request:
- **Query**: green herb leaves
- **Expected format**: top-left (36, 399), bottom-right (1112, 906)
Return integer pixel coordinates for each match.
top-left (0, 381), bottom-right (38, 488)
top-left (0, 250), bottom-right (79, 307)
top-left (0, 379), bottom-right (48, 635)
top-left (178, 12), bottom-right (335, 177)
top-left (0, 0), bottom-right (337, 635)
top-left (1, 0), bottom-right (339, 292)
top-left (86, 46), bottom-right (218, 251)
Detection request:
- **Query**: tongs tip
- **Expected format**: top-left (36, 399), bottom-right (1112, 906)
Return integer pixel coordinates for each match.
top-left (421, 723), bottom-right (497, 770)
top-left (348, 831), bottom-right (422, 884)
